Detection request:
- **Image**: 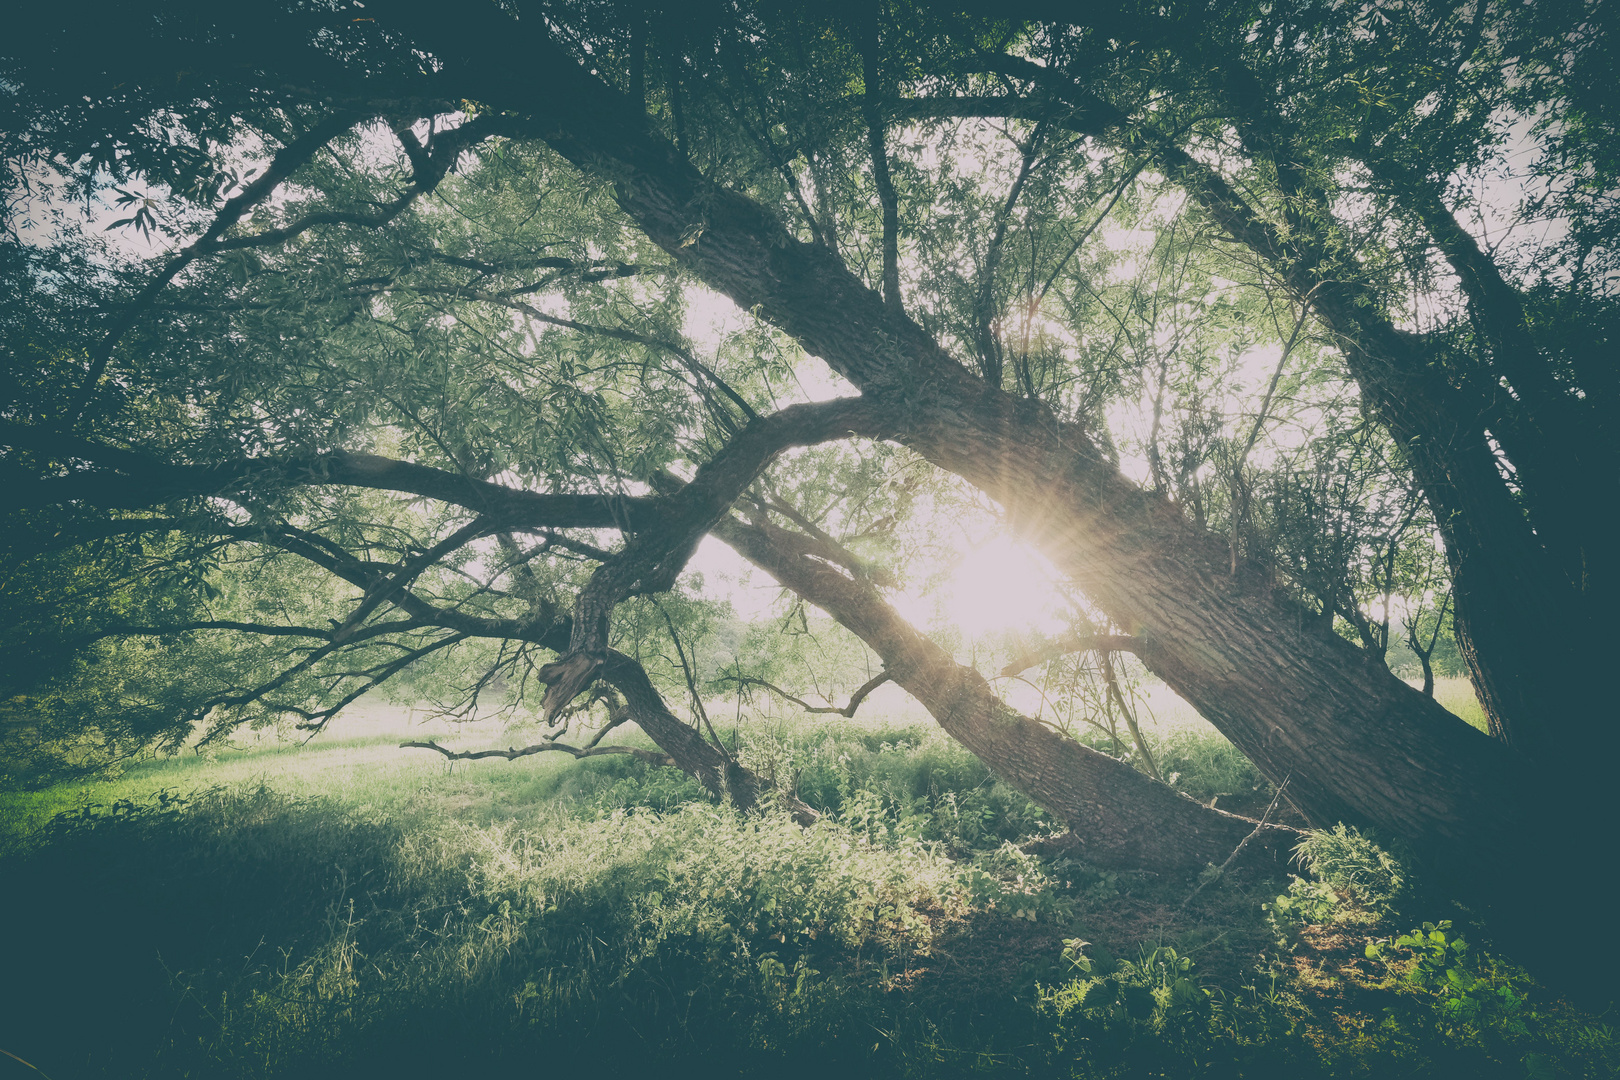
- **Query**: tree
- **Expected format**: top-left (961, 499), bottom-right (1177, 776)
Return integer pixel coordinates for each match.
top-left (2, 0), bottom-right (1613, 997)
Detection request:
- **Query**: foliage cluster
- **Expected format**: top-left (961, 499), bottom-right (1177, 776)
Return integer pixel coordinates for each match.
top-left (1036, 823), bottom-right (1617, 1079)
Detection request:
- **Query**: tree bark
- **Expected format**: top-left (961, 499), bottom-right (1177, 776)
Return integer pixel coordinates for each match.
top-left (1192, 52), bottom-right (1618, 770)
top-left (599, 650), bottom-right (816, 824)
top-left (958, 21), bottom-right (1617, 778)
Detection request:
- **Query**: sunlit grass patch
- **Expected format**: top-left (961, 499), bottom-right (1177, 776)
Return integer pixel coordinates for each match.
top-left (1432, 677), bottom-right (1490, 733)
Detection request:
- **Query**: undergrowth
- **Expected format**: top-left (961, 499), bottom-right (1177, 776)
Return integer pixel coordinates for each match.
top-left (0, 723), bottom-right (1612, 1078)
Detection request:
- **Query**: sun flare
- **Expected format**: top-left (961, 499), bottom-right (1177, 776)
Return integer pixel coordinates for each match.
top-left (940, 536), bottom-right (1068, 638)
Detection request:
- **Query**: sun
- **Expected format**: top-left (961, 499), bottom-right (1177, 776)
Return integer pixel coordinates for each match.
top-left (940, 536), bottom-right (1068, 638)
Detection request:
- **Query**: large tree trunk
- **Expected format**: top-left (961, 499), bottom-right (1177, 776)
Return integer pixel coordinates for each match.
top-left (1179, 51), bottom-right (1619, 772)
top-left (988, 0), bottom-right (1619, 776)
top-left (713, 515), bottom-right (1299, 874)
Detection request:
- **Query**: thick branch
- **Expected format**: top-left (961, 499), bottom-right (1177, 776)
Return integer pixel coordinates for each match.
top-left (172, 522), bottom-right (816, 821)
top-left (712, 513), bottom-right (1296, 873)
top-left (0, 424), bottom-right (661, 529)
top-left (542, 396), bottom-right (898, 720)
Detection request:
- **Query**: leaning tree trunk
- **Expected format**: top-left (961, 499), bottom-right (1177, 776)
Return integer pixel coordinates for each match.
top-left (1036, 0), bottom-right (1620, 778)
top-left (1159, 79), bottom-right (1620, 772)
top-left (713, 514), bottom-right (1299, 875)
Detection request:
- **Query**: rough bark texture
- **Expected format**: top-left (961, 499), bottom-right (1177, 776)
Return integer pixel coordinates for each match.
top-left (713, 515), bottom-right (1298, 875)
top-left (1209, 38), bottom-right (1617, 768)
top-left (1165, 78), bottom-right (1617, 772)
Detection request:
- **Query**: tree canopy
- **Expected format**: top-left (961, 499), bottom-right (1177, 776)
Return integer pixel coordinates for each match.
top-left (2, 0), bottom-right (1614, 999)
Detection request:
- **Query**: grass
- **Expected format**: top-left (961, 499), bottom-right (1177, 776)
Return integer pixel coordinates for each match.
top-left (1431, 678), bottom-right (1491, 733)
top-left (0, 710), bottom-right (704, 855)
top-left (1, 710), bottom-right (1612, 1079)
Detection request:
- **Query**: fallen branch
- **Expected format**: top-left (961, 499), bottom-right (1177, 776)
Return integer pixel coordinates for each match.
top-left (401, 738), bottom-right (673, 766)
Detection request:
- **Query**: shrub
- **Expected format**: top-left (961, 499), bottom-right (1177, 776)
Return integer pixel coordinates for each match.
top-left (1294, 824), bottom-right (1413, 916)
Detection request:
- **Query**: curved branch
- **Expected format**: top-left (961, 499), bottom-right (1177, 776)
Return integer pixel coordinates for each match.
top-left (726, 670), bottom-right (892, 719)
top-left (416, 285), bottom-right (759, 426)
top-left (542, 396), bottom-right (899, 720)
top-left (421, 250), bottom-right (660, 281)
top-left (999, 633), bottom-right (1144, 676)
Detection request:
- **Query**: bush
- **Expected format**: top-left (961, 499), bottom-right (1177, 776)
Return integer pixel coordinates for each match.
top-left (1038, 940), bottom-right (1323, 1077)
top-left (4, 728), bottom-right (1615, 1079)
top-left (1268, 824), bottom-right (1416, 928)
top-left (738, 720), bottom-right (1052, 852)
top-left (1294, 824), bottom-right (1413, 915)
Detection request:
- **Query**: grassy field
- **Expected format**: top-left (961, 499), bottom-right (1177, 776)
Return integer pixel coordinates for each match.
top-left (0, 678), bottom-right (1491, 849)
top-left (1, 694), bottom-right (1609, 1079)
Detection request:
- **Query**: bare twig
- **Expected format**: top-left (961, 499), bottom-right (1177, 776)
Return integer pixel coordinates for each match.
top-left (1182, 775), bottom-right (1291, 907)
top-left (654, 597), bottom-right (730, 758)
top-left (861, 10), bottom-right (903, 312)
